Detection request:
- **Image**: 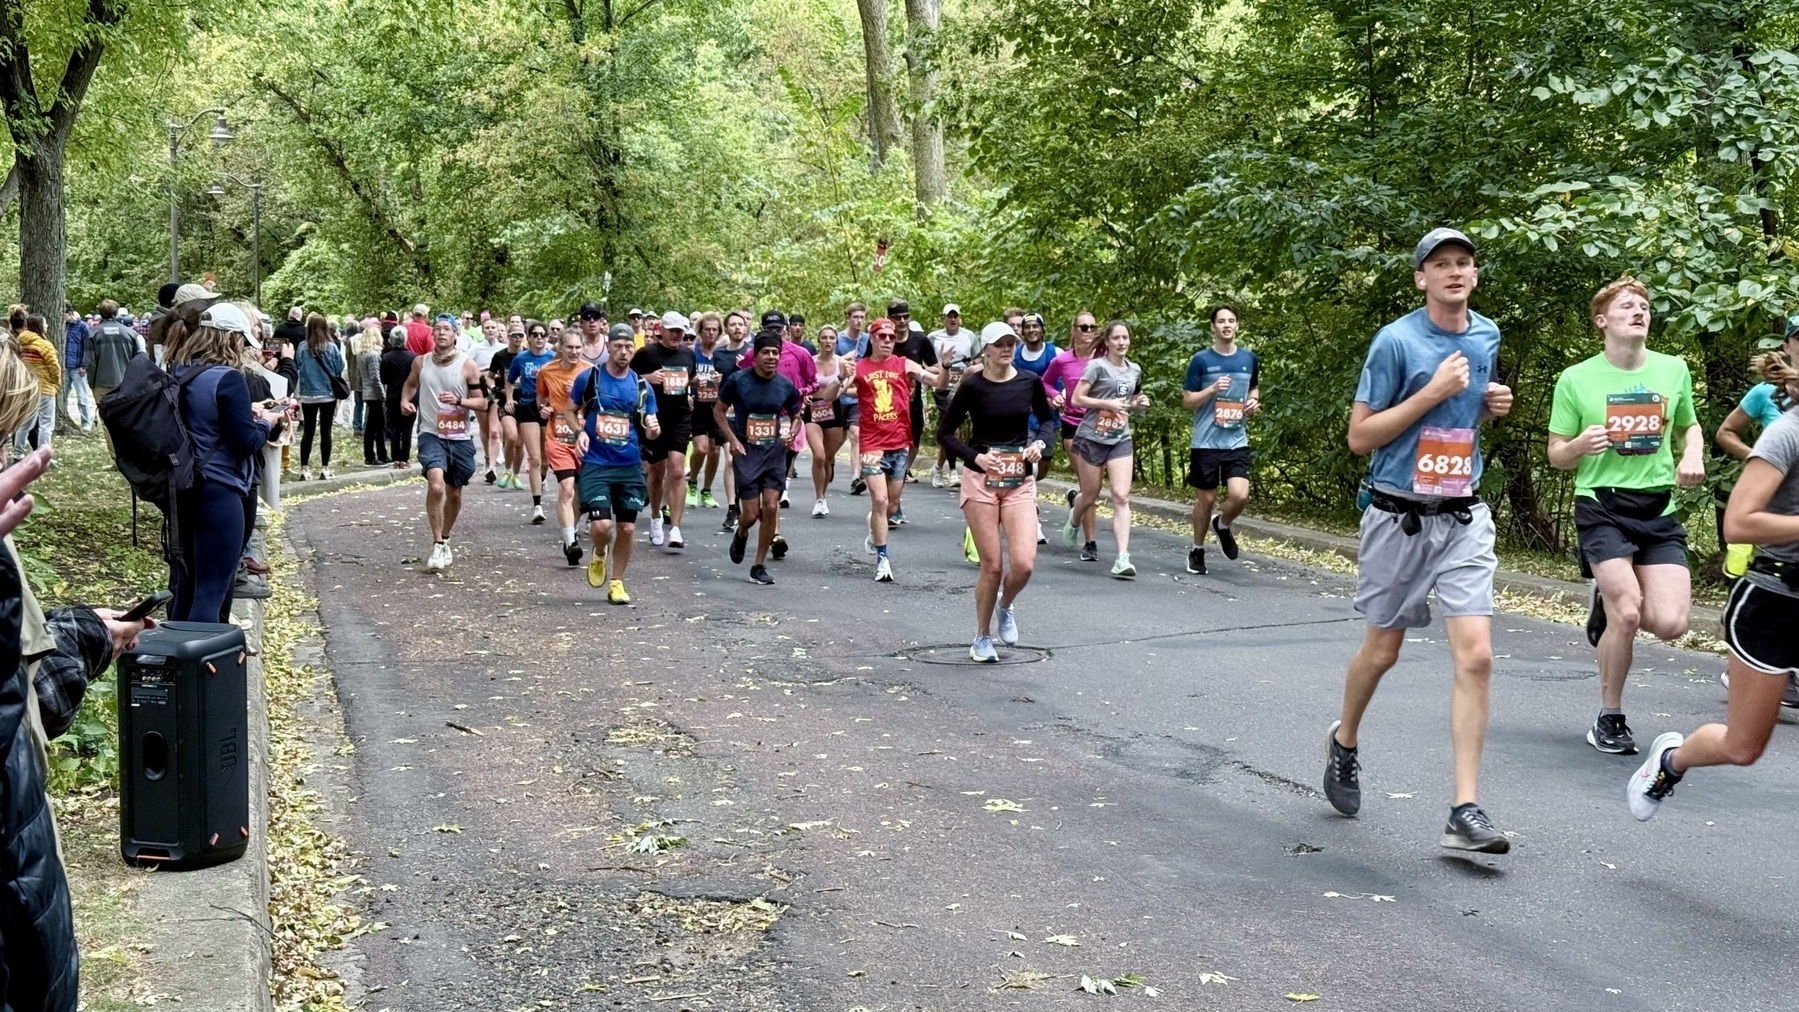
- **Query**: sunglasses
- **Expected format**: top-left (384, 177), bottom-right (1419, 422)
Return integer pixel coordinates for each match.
top-left (1074, 323), bottom-right (1097, 332)
top-left (509, 331), bottom-right (526, 339)
top-left (528, 330), bottom-right (547, 338)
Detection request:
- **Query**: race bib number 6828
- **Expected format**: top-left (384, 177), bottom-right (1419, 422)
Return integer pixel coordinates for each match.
top-left (1412, 426), bottom-right (1475, 497)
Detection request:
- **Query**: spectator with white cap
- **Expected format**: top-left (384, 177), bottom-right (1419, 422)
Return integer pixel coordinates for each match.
top-left (928, 303), bottom-right (971, 488)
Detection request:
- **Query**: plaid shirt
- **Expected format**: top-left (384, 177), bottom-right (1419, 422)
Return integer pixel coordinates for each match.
top-left (35, 608), bottom-right (110, 740)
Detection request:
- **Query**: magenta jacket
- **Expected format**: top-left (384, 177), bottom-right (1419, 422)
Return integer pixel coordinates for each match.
top-left (1041, 349), bottom-right (1091, 426)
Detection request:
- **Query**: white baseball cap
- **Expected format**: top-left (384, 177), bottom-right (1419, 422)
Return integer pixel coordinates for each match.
top-left (660, 311), bottom-right (689, 333)
top-left (200, 302), bottom-right (252, 335)
top-left (942, 303), bottom-right (961, 316)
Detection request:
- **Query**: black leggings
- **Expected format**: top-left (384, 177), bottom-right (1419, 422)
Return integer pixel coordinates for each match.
top-left (386, 398), bottom-right (411, 463)
top-left (170, 479), bottom-right (247, 623)
top-left (364, 399), bottom-right (389, 463)
top-left (300, 402), bottom-right (333, 466)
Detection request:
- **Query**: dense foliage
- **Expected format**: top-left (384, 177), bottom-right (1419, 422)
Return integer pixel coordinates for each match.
top-left (9, 0), bottom-right (1799, 565)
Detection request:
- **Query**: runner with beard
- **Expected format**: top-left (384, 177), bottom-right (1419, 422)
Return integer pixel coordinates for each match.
top-left (537, 327), bottom-right (594, 565)
top-left (400, 319), bottom-right (490, 572)
top-left (570, 324), bottom-right (659, 604)
top-left (718, 332), bottom-right (804, 585)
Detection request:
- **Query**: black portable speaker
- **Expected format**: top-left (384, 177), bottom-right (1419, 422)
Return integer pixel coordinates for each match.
top-left (117, 621), bottom-right (250, 869)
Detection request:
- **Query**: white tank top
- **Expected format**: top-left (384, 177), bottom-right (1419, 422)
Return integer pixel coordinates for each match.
top-left (417, 352), bottom-right (472, 441)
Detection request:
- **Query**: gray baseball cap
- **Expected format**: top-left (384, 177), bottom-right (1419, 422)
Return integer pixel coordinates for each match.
top-left (1412, 227), bottom-right (1477, 269)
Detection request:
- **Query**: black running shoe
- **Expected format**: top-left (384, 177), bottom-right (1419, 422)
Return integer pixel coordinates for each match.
top-left (1586, 583), bottom-right (1607, 647)
top-left (562, 541), bottom-right (583, 567)
top-left (1187, 546), bottom-right (1207, 575)
top-left (1587, 713), bottom-right (1637, 755)
top-left (1212, 515), bottom-right (1239, 560)
top-left (1322, 720), bottom-right (1361, 816)
top-left (1065, 488), bottom-right (1077, 510)
top-left (484, 468), bottom-right (497, 485)
top-left (750, 564), bottom-right (774, 585)
top-left (770, 535), bottom-right (789, 561)
top-left (661, 505), bottom-right (672, 524)
top-left (1079, 541), bottom-right (1099, 562)
top-left (729, 530), bottom-right (747, 565)
top-left (850, 476), bottom-right (867, 496)
top-left (1441, 803), bottom-right (1510, 854)
top-left (722, 504), bottom-right (740, 531)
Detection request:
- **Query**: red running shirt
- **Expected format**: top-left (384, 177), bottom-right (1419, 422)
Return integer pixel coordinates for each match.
top-left (855, 355), bottom-right (913, 453)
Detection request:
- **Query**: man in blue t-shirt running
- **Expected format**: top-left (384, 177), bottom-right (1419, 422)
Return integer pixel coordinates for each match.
top-left (570, 323), bottom-right (660, 605)
top-left (1180, 305), bottom-right (1260, 575)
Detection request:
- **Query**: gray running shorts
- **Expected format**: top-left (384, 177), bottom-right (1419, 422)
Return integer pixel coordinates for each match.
top-left (1354, 500), bottom-right (1497, 630)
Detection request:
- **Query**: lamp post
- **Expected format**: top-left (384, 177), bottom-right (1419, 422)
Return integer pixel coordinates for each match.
top-left (167, 108), bottom-right (233, 283)
top-left (207, 174), bottom-right (263, 306)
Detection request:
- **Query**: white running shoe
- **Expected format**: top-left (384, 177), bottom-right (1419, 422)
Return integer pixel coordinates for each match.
top-left (946, 468), bottom-right (961, 488)
top-left (531, 504), bottom-right (546, 525)
top-left (1628, 731), bottom-right (1685, 822)
top-left (299, 467), bottom-right (312, 482)
top-left (864, 533), bottom-right (876, 556)
top-left (930, 466), bottom-right (945, 488)
top-left (997, 606), bottom-right (1019, 646)
top-left (425, 542), bottom-right (446, 572)
top-left (874, 556), bottom-right (893, 582)
top-left (812, 499), bottom-right (828, 518)
top-left (1036, 520), bottom-right (1047, 545)
top-left (649, 517), bottom-right (665, 546)
top-left (442, 543), bottom-right (454, 569)
top-left (666, 525), bottom-right (684, 550)
top-left (321, 467), bottom-right (335, 480)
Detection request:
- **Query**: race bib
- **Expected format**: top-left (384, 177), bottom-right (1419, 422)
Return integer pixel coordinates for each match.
top-left (1213, 393), bottom-right (1246, 430)
top-left (860, 451), bottom-right (885, 477)
top-left (984, 445), bottom-right (1028, 489)
top-left (436, 406), bottom-right (469, 439)
top-left (594, 410), bottom-right (632, 447)
top-left (694, 373), bottom-right (718, 403)
top-left (811, 399), bottom-right (835, 423)
top-left (780, 415), bottom-right (796, 443)
top-left (662, 371), bottom-right (689, 396)
top-left (553, 413), bottom-right (579, 445)
top-left (1412, 426), bottom-right (1475, 497)
top-left (1094, 409), bottom-right (1128, 436)
top-left (746, 413), bottom-right (780, 447)
top-left (1606, 391), bottom-right (1665, 455)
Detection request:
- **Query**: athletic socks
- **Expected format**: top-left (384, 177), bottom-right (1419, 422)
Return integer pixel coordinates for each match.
top-left (876, 544), bottom-right (889, 558)
top-left (561, 526), bottom-right (576, 545)
top-left (1600, 707), bottom-right (1624, 717)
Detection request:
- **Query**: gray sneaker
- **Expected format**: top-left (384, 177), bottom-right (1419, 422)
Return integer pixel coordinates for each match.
top-left (970, 635), bottom-right (999, 663)
top-left (1441, 803), bottom-right (1510, 854)
top-left (1323, 720), bottom-right (1361, 816)
top-left (996, 606), bottom-right (1019, 646)
top-left (233, 570), bottom-right (272, 600)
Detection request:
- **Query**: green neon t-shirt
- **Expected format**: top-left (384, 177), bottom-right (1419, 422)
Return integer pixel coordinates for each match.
top-left (1548, 349), bottom-right (1697, 508)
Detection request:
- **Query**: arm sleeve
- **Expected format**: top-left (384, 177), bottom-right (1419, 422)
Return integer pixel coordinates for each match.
top-left (37, 335), bottom-right (62, 388)
top-left (35, 606), bottom-right (111, 740)
top-left (936, 381), bottom-right (978, 469)
top-left (214, 369), bottom-right (273, 456)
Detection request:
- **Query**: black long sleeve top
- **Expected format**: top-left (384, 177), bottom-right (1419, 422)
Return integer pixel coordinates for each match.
top-left (937, 369), bottom-right (1057, 472)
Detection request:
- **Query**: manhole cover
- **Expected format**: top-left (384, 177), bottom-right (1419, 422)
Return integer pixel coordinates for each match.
top-left (903, 645), bottom-right (1052, 666)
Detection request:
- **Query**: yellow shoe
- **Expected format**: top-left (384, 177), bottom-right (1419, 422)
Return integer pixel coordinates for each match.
top-left (607, 579), bottom-right (631, 605)
top-left (1725, 542), bottom-right (1753, 580)
top-left (963, 526), bottom-right (980, 565)
top-left (587, 551), bottom-right (607, 588)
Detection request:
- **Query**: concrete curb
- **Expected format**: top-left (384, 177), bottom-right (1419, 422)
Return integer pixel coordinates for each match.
top-left (280, 462), bottom-right (419, 498)
top-left (1035, 476), bottom-right (1724, 640)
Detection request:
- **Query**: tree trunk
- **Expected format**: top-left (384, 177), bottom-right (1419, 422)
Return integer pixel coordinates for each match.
top-left (903, 0), bottom-right (945, 210)
top-left (856, 0), bottom-right (904, 167)
top-left (16, 146), bottom-right (66, 356)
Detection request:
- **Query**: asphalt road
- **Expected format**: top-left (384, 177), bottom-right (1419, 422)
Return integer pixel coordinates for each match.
top-left (289, 464), bottom-right (1799, 1011)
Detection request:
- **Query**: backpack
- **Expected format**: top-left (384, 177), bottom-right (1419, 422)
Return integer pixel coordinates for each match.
top-left (581, 367), bottom-right (651, 431)
top-left (98, 355), bottom-right (214, 512)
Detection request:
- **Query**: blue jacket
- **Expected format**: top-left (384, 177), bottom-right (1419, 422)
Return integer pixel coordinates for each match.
top-left (177, 365), bottom-right (270, 495)
top-left (61, 320), bottom-right (88, 372)
top-left (295, 342), bottom-right (344, 400)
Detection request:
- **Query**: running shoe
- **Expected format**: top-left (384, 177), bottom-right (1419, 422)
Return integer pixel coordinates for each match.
top-left (299, 468), bottom-right (312, 482)
top-left (699, 490), bottom-right (720, 508)
top-left (1785, 674), bottom-right (1799, 709)
top-left (587, 552), bottom-right (607, 588)
top-left (1586, 582), bottom-right (1607, 647)
top-left (1036, 520), bottom-right (1047, 545)
top-left (780, 491), bottom-right (790, 509)
top-left (1440, 803), bottom-right (1510, 854)
top-left (661, 504), bottom-right (672, 523)
top-left (722, 504), bottom-right (740, 531)
top-left (890, 508), bottom-right (907, 526)
top-left (531, 505), bottom-right (547, 525)
top-left (730, 530), bottom-right (748, 565)
top-left (649, 517), bottom-right (665, 546)
top-left (963, 527), bottom-right (980, 565)
top-left (322, 467), bottom-right (335, 480)
top-left (904, 470), bottom-right (918, 483)
top-left (505, 472), bottom-right (519, 489)
top-left (607, 579), bottom-right (631, 605)
top-left (815, 499), bottom-right (830, 517)
top-left (1111, 552), bottom-right (1136, 578)
top-left (1065, 488), bottom-right (1077, 510)
top-left (850, 476), bottom-right (867, 496)
top-left (563, 540), bottom-right (583, 567)
top-left (1627, 731), bottom-right (1685, 822)
top-left (1080, 541), bottom-right (1099, 563)
top-left (874, 556), bottom-right (894, 582)
top-left (750, 564), bottom-right (774, 585)
top-left (970, 635), bottom-right (999, 663)
top-left (1061, 516), bottom-right (1078, 548)
top-left (442, 543), bottom-right (454, 569)
top-left (1187, 546), bottom-right (1207, 575)
top-left (770, 535), bottom-right (788, 560)
top-left (1588, 713), bottom-right (1638, 755)
top-left (686, 484), bottom-right (699, 508)
top-left (930, 466), bottom-right (945, 488)
top-left (1212, 515), bottom-right (1239, 560)
top-left (946, 468), bottom-right (961, 488)
top-left (864, 533), bottom-right (877, 556)
top-left (997, 606), bottom-right (1019, 646)
top-left (666, 526), bottom-right (684, 550)
top-left (485, 468), bottom-right (497, 484)
top-left (1322, 720), bottom-right (1360, 816)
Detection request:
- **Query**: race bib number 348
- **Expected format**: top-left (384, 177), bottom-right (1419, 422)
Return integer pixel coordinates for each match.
top-left (1412, 426), bottom-right (1475, 497)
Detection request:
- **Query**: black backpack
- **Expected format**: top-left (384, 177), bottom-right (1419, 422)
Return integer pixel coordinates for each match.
top-left (98, 355), bottom-right (213, 512)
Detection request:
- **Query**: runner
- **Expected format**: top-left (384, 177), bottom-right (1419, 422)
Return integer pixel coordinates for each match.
top-left (716, 310), bottom-right (751, 530)
top-left (1042, 312), bottom-right (1101, 559)
top-left (536, 326), bottom-right (594, 566)
top-left (718, 332), bottom-right (805, 585)
top-left (632, 311), bottom-right (697, 551)
top-left (506, 325), bottom-right (556, 524)
top-left (490, 325), bottom-right (525, 488)
top-left (738, 311), bottom-right (819, 558)
top-left (576, 302), bottom-right (609, 367)
top-left (806, 326), bottom-right (850, 516)
top-left (548, 318), bottom-right (565, 341)
top-left (1321, 227), bottom-right (1513, 854)
top-left (570, 324), bottom-right (659, 604)
top-left (841, 303), bottom-right (869, 496)
top-left (1182, 304), bottom-right (1261, 575)
top-left (888, 303), bottom-right (939, 518)
top-left (1013, 312), bottom-right (1059, 544)
top-left (686, 312), bottom-right (726, 511)
top-left (469, 318), bottom-right (506, 483)
top-left (1065, 321), bottom-right (1148, 578)
top-left (928, 304), bottom-right (973, 488)
top-left (399, 318), bottom-right (490, 572)
top-left (856, 317), bottom-right (946, 581)
top-left (1547, 277), bottom-right (1704, 756)
top-left (938, 322), bottom-right (1055, 661)
top-left (1626, 402), bottom-right (1799, 821)
top-left (1716, 327), bottom-right (1799, 581)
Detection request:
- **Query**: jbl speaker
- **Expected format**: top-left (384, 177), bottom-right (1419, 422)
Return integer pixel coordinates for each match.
top-left (117, 621), bottom-right (250, 869)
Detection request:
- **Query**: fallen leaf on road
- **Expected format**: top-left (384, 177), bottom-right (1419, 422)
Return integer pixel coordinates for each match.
top-left (1079, 975), bottom-right (1117, 995)
top-left (389, 738), bottom-right (417, 745)
top-left (1007, 931), bottom-right (1026, 941)
top-left (1198, 972), bottom-right (1237, 985)
top-left (992, 969), bottom-right (1052, 991)
top-left (785, 820), bottom-right (833, 832)
top-left (1385, 792), bottom-right (1415, 799)
top-left (431, 823), bottom-right (462, 834)
top-left (1285, 994), bottom-right (1322, 1003)
top-left (1044, 934), bottom-right (1081, 946)
top-left (984, 799), bottom-right (1026, 813)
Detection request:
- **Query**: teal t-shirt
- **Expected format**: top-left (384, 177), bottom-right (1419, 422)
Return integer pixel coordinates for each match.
top-left (1739, 382), bottom-right (1787, 430)
top-left (1548, 349), bottom-right (1697, 506)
